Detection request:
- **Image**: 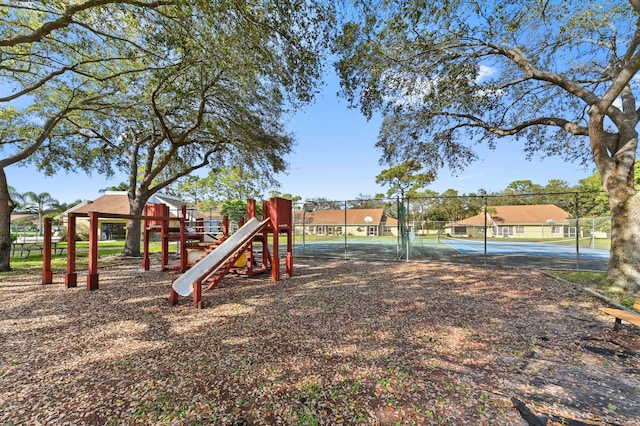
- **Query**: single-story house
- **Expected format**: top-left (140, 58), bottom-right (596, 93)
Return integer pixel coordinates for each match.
top-left (61, 192), bottom-right (208, 240)
top-left (10, 213), bottom-right (40, 232)
top-left (447, 204), bottom-right (576, 239)
top-left (294, 208), bottom-right (398, 237)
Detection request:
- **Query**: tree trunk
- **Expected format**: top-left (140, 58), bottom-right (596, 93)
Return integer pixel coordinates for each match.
top-left (588, 101), bottom-right (640, 296)
top-left (0, 168), bottom-right (16, 271)
top-left (122, 197), bottom-right (146, 257)
top-left (605, 190), bottom-right (640, 295)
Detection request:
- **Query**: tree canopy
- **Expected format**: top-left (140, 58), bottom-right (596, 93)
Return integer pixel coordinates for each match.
top-left (0, 0), bottom-right (335, 267)
top-left (335, 0), bottom-right (640, 294)
top-left (375, 160), bottom-right (435, 200)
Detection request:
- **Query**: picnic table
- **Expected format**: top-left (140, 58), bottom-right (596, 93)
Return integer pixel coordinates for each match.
top-left (11, 238), bottom-right (66, 258)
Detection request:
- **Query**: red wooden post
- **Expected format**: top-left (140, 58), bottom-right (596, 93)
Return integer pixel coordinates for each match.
top-left (286, 227), bottom-right (293, 278)
top-left (247, 199), bottom-right (256, 218)
top-left (142, 225), bottom-right (150, 271)
top-left (161, 212), bottom-right (169, 270)
top-left (180, 205), bottom-right (187, 272)
top-left (42, 217), bottom-right (53, 284)
top-left (261, 200), bottom-right (269, 271)
top-left (65, 213), bottom-right (77, 288)
top-left (193, 280), bottom-right (203, 309)
top-left (169, 279), bottom-right (179, 305)
top-left (246, 200), bottom-right (255, 277)
top-left (222, 216), bottom-right (229, 238)
top-left (87, 211), bottom-right (99, 290)
top-left (269, 200), bottom-right (280, 281)
top-left (284, 199), bottom-right (293, 277)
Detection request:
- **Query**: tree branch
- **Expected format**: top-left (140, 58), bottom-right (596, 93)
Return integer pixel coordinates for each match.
top-left (439, 112), bottom-right (589, 137)
top-left (0, 111), bottom-right (67, 168)
top-left (0, 65), bottom-right (76, 102)
top-left (147, 146), bottom-right (221, 195)
top-left (0, 0), bottom-right (175, 47)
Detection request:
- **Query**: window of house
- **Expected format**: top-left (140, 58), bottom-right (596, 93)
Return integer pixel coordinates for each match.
top-left (101, 223), bottom-right (126, 240)
top-left (316, 226), bottom-right (324, 235)
top-left (453, 226), bottom-right (466, 235)
top-left (516, 226), bottom-right (525, 234)
top-left (327, 226), bottom-right (334, 235)
top-left (500, 226), bottom-right (513, 237)
top-left (564, 226), bottom-right (576, 238)
top-left (336, 226), bottom-right (343, 235)
top-left (553, 226), bottom-right (562, 234)
top-left (368, 226), bottom-right (377, 236)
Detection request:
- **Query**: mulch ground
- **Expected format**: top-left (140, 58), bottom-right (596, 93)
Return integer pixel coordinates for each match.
top-left (1, 257), bottom-right (639, 425)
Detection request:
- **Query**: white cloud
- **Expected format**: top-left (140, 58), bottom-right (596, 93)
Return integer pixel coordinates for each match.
top-left (476, 65), bottom-right (498, 83)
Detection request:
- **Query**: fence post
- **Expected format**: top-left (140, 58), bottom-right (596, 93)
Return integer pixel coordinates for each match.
top-left (483, 197), bottom-right (488, 266)
top-left (344, 200), bottom-right (348, 260)
top-left (396, 197), bottom-right (400, 258)
top-left (575, 192), bottom-right (580, 270)
top-left (406, 197), bottom-right (410, 262)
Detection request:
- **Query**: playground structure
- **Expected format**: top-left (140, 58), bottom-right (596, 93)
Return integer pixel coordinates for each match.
top-left (41, 197), bottom-right (292, 308)
top-left (142, 203), bottom-right (219, 273)
top-left (169, 197), bottom-right (293, 308)
top-left (63, 210), bottom-right (173, 290)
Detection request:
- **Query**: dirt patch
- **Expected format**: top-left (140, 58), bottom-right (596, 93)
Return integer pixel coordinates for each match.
top-left (1, 258), bottom-right (639, 425)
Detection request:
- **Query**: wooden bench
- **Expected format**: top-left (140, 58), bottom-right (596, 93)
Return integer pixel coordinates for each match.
top-left (599, 295), bottom-right (640, 331)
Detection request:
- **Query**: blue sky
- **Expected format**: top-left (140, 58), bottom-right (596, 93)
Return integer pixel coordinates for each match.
top-left (5, 71), bottom-right (594, 205)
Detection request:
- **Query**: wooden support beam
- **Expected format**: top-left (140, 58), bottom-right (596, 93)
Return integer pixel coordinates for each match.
top-left (42, 218), bottom-right (53, 284)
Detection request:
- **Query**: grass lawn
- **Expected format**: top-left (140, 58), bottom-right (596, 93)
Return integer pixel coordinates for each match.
top-left (2, 241), bottom-right (166, 278)
top-left (547, 270), bottom-right (639, 310)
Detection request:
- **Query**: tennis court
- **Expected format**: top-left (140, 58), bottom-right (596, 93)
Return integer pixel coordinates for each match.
top-left (441, 237), bottom-right (609, 259)
top-left (291, 235), bottom-right (610, 271)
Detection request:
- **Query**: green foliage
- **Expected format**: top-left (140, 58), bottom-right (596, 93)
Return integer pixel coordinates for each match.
top-left (425, 189), bottom-right (483, 222)
top-left (304, 197), bottom-right (344, 210)
top-left (220, 200), bottom-right (247, 222)
top-left (376, 160), bottom-right (435, 199)
top-left (268, 191), bottom-right (302, 204)
top-left (333, 1), bottom-right (637, 236)
top-left (99, 183), bottom-right (129, 193)
top-left (348, 193), bottom-right (385, 209)
top-left (0, 0), bottom-right (336, 266)
top-left (576, 170), bottom-right (610, 217)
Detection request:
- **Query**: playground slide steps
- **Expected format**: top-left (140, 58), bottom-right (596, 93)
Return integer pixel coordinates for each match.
top-left (171, 217), bottom-right (270, 297)
top-left (205, 243), bottom-right (252, 290)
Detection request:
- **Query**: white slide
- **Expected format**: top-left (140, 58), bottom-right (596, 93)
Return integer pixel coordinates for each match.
top-left (171, 217), bottom-right (270, 296)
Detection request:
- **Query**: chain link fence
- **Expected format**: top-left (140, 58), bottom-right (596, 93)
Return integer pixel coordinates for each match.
top-left (290, 192), bottom-right (610, 271)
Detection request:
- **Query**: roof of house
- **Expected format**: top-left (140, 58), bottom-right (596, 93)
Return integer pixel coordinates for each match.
top-left (10, 213), bottom-right (39, 223)
top-left (69, 192), bottom-right (131, 215)
top-left (455, 204), bottom-right (572, 226)
top-left (295, 208), bottom-right (390, 225)
top-left (66, 191), bottom-right (205, 219)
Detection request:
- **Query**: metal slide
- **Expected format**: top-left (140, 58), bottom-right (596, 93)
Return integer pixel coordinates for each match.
top-left (171, 217), bottom-right (270, 296)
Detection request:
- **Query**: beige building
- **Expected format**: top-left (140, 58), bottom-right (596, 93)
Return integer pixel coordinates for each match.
top-left (295, 208), bottom-right (398, 237)
top-left (447, 204), bottom-right (575, 239)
